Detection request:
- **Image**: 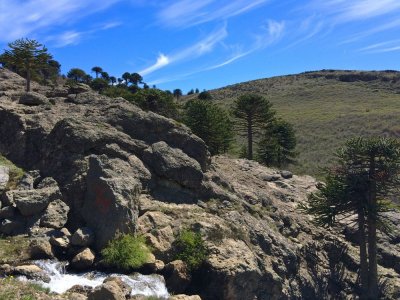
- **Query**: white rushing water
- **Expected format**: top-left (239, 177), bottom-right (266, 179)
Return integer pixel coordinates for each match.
top-left (20, 260), bottom-right (169, 299)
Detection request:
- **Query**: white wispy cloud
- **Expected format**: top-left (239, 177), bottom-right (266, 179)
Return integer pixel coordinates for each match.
top-left (254, 20), bottom-right (286, 49)
top-left (0, 0), bottom-right (121, 42)
top-left (139, 25), bottom-right (228, 76)
top-left (310, 0), bottom-right (400, 23)
top-left (157, 0), bottom-right (269, 28)
top-left (359, 40), bottom-right (400, 53)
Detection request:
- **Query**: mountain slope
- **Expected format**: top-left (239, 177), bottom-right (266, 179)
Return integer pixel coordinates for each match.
top-left (190, 70), bottom-right (400, 178)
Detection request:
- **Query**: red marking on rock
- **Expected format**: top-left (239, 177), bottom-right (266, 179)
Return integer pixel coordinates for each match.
top-left (94, 184), bottom-right (111, 214)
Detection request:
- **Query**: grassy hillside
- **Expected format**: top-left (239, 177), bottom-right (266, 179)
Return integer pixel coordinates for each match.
top-left (185, 70), bottom-right (400, 178)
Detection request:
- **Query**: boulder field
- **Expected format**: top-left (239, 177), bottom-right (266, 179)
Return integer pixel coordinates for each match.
top-left (0, 68), bottom-right (399, 299)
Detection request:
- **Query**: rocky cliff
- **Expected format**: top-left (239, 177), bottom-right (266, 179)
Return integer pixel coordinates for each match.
top-left (0, 68), bottom-right (399, 299)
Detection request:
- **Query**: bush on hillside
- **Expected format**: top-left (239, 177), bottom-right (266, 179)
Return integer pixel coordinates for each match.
top-left (175, 229), bottom-right (208, 270)
top-left (101, 234), bottom-right (151, 270)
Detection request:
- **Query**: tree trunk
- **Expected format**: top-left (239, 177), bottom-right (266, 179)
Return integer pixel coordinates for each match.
top-left (26, 66), bottom-right (31, 92)
top-left (247, 116), bottom-right (253, 160)
top-left (367, 157), bottom-right (378, 299)
top-left (358, 207), bottom-right (369, 299)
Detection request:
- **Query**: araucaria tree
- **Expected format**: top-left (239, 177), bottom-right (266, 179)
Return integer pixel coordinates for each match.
top-left (300, 137), bottom-right (400, 299)
top-left (184, 100), bottom-right (233, 155)
top-left (0, 38), bottom-right (52, 92)
top-left (257, 118), bottom-right (297, 167)
top-left (91, 66), bottom-right (103, 78)
top-left (232, 94), bottom-right (275, 160)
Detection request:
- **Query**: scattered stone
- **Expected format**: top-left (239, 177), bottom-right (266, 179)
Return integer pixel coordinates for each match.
top-left (0, 166), bottom-right (9, 191)
top-left (71, 247), bottom-right (95, 270)
top-left (40, 199), bottom-right (70, 229)
top-left (280, 170), bottom-right (293, 179)
top-left (164, 260), bottom-right (191, 294)
top-left (19, 92), bottom-right (49, 105)
top-left (71, 227), bottom-right (95, 247)
top-left (29, 239), bottom-right (54, 259)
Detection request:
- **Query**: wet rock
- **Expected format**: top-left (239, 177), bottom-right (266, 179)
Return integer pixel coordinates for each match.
top-left (71, 227), bottom-right (94, 247)
top-left (164, 260), bottom-right (191, 294)
top-left (71, 247), bottom-right (95, 270)
top-left (13, 264), bottom-right (50, 282)
top-left (87, 280), bottom-right (126, 300)
top-left (29, 238), bottom-right (54, 259)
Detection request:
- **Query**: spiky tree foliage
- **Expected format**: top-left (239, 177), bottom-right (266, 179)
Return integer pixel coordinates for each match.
top-left (0, 38), bottom-right (53, 91)
top-left (100, 71), bottom-right (110, 82)
top-left (173, 88), bottom-right (183, 100)
top-left (67, 68), bottom-right (87, 83)
top-left (300, 137), bottom-right (400, 299)
top-left (198, 90), bottom-right (212, 100)
top-left (131, 89), bottom-right (178, 119)
top-left (184, 100), bottom-right (233, 155)
top-left (110, 76), bottom-right (117, 85)
top-left (257, 119), bottom-right (297, 167)
top-left (91, 66), bottom-right (103, 78)
top-left (130, 73), bottom-right (143, 86)
top-left (122, 72), bottom-right (131, 85)
top-left (90, 78), bottom-right (109, 92)
top-left (232, 94), bottom-right (275, 160)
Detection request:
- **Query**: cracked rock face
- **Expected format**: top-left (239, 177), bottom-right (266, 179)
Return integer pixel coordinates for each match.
top-left (0, 69), bottom-right (399, 300)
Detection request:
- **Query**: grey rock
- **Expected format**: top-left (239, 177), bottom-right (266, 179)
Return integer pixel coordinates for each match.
top-left (71, 227), bottom-right (94, 247)
top-left (0, 166), bottom-right (9, 191)
top-left (40, 199), bottom-right (70, 229)
top-left (260, 174), bottom-right (281, 182)
top-left (29, 239), bottom-right (54, 259)
top-left (68, 84), bottom-right (91, 95)
top-left (280, 170), bottom-right (293, 179)
top-left (0, 206), bottom-right (15, 219)
top-left (50, 235), bottom-right (70, 248)
top-left (1, 191), bottom-right (14, 206)
top-left (70, 247), bottom-right (95, 270)
top-left (143, 141), bottom-right (203, 189)
top-left (81, 155), bottom-right (140, 249)
top-left (0, 218), bottom-right (24, 235)
top-left (19, 92), bottom-right (49, 106)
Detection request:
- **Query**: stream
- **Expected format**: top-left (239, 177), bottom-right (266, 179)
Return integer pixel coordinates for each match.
top-left (18, 260), bottom-right (169, 298)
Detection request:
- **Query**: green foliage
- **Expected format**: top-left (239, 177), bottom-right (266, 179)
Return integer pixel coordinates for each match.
top-left (175, 229), bottom-right (208, 270)
top-left (257, 119), bottom-right (297, 167)
top-left (0, 155), bottom-right (24, 190)
top-left (184, 100), bottom-right (233, 155)
top-left (173, 88), bottom-right (183, 100)
top-left (90, 78), bottom-right (109, 92)
top-left (0, 38), bottom-right (55, 91)
top-left (232, 93), bottom-right (276, 160)
top-left (101, 234), bottom-right (151, 270)
top-left (130, 89), bottom-right (178, 119)
top-left (91, 66), bottom-right (103, 78)
top-left (198, 90), bottom-right (212, 100)
top-left (67, 68), bottom-right (87, 83)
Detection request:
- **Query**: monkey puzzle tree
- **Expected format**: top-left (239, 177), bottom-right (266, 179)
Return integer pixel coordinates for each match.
top-left (257, 118), bottom-right (297, 168)
top-left (91, 66), bottom-right (103, 78)
top-left (300, 137), bottom-right (400, 299)
top-left (130, 73), bottom-right (143, 86)
top-left (173, 88), bottom-right (183, 100)
top-left (0, 38), bottom-right (52, 92)
top-left (232, 93), bottom-right (275, 160)
top-left (67, 68), bottom-right (87, 83)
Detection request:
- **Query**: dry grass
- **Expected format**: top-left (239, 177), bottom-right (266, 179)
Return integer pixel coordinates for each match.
top-left (184, 70), bottom-right (400, 178)
top-left (0, 155), bottom-right (24, 190)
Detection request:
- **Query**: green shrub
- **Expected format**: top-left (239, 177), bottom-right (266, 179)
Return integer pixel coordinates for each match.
top-left (101, 234), bottom-right (151, 270)
top-left (175, 229), bottom-right (208, 270)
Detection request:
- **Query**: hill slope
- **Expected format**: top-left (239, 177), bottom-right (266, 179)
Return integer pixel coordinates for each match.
top-left (189, 70), bottom-right (400, 178)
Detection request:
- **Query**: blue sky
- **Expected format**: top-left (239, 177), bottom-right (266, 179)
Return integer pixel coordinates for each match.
top-left (1, 0), bottom-right (400, 92)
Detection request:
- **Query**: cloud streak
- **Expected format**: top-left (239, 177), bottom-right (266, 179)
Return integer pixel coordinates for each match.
top-left (157, 0), bottom-right (270, 28)
top-left (0, 0), bottom-right (121, 42)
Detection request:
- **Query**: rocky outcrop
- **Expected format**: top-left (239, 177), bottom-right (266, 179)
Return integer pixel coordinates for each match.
top-left (0, 69), bottom-right (399, 299)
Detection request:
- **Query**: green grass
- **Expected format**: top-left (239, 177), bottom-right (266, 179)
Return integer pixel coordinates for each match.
top-left (0, 155), bottom-right (24, 190)
top-left (0, 277), bottom-right (50, 300)
top-left (0, 236), bottom-right (30, 264)
top-left (185, 70), bottom-right (400, 178)
top-left (101, 234), bottom-right (152, 270)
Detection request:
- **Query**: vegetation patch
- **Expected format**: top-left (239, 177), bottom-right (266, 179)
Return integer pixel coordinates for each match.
top-left (0, 155), bottom-right (24, 190)
top-left (175, 229), bottom-right (209, 270)
top-left (101, 234), bottom-right (152, 270)
top-left (0, 235), bottom-right (30, 264)
top-left (0, 277), bottom-right (50, 300)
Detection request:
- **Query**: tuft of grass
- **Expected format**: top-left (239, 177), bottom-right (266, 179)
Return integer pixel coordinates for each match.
top-left (101, 234), bottom-right (152, 270)
top-left (0, 155), bottom-right (24, 190)
top-left (0, 236), bottom-right (30, 264)
top-left (175, 229), bottom-right (208, 270)
top-left (0, 277), bottom-right (50, 300)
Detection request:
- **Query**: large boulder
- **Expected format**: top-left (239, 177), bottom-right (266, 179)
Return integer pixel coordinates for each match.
top-left (87, 280), bottom-right (126, 300)
top-left (143, 141), bottom-right (203, 189)
top-left (70, 247), bottom-right (95, 270)
top-left (81, 155), bottom-right (140, 249)
top-left (71, 227), bottom-right (94, 247)
top-left (40, 199), bottom-right (70, 228)
top-left (19, 92), bottom-right (49, 106)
